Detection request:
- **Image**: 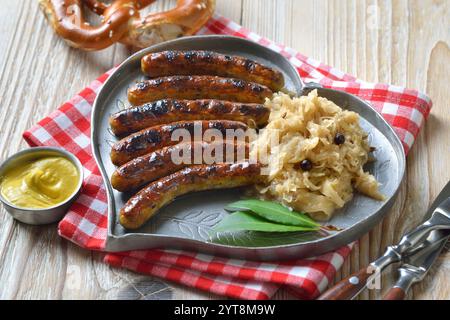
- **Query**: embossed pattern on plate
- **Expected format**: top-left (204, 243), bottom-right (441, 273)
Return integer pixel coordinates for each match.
top-left (91, 36), bottom-right (405, 261)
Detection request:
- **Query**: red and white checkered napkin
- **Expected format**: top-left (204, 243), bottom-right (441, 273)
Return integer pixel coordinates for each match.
top-left (23, 14), bottom-right (432, 300)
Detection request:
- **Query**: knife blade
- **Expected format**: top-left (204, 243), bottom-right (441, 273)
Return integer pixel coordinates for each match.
top-left (317, 180), bottom-right (450, 300)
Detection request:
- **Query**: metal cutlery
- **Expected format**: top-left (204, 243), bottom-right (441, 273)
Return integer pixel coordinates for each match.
top-left (383, 229), bottom-right (448, 299)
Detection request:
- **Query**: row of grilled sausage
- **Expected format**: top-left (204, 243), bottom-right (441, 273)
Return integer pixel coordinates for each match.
top-left (110, 50), bottom-right (284, 229)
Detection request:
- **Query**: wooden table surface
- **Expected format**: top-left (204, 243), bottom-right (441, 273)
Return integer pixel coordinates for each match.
top-left (0, 0), bottom-right (449, 300)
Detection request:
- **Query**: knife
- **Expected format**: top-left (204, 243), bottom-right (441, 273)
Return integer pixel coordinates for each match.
top-left (382, 229), bottom-right (448, 300)
top-left (317, 180), bottom-right (450, 300)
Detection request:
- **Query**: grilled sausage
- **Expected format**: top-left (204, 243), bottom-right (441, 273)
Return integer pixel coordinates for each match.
top-left (110, 120), bottom-right (249, 166)
top-left (141, 50), bottom-right (285, 91)
top-left (109, 99), bottom-right (270, 136)
top-left (120, 162), bottom-right (261, 229)
top-left (127, 75), bottom-right (273, 106)
top-left (111, 140), bottom-right (250, 192)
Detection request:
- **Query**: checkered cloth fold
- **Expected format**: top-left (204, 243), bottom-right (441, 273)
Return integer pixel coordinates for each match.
top-left (22, 14), bottom-right (432, 300)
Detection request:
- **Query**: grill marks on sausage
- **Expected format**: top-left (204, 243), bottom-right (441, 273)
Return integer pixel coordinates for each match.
top-left (164, 50), bottom-right (176, 62)
top-left (183, 50), bottom-right (214, 62)
top-left (119, 162), bottom-right (262, 229)
top-left (109, 99), bottom-right (269, 136)
top-left (128, 75), bottom-right (273, 105)
top-left (111, 141), bottom-right (251, 192)
top-left (110, 120), bottom-right (249, 166)
top-left (133, 75), bottom-right (263, 91)
top-left (146, 99), bottom-right (169, 115)
top-left (141, 50), bottom-right (284, 91)
top-left (230, 79), bottom-right (245, 89)
top-left (244, 59), bottom-right (256, 71)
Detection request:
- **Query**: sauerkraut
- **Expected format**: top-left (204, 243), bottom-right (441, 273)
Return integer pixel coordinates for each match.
top-left (251, 90), bottom-right (384, 221)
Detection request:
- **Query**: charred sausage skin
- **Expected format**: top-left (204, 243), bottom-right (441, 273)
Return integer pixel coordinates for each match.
top-left (120, 162), bottom-right (261, 229)
top-left (127, 75), bottom-right (273, 106)
top-left (110, 120), bottom-right (249, 166)
top-left (111, 140), bottom-right (250, 192)
top-left (109, 99), bottom-right (270, 136)
top-left (141, 50), bottom-right (285, 91)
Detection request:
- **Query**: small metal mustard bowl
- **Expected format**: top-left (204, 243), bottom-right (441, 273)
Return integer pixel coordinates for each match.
top-left (0, 147), bottom-right (83, 225)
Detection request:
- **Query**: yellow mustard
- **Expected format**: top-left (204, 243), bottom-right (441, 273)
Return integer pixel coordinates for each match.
top-left (0, 156), bottom-right (80, 209)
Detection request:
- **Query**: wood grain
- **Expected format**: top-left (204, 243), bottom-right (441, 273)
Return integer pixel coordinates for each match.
top-left (0, 0), bottom-right (449, 300)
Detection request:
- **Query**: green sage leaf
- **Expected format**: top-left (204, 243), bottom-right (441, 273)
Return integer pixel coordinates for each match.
top-left (213, 211), bottom-right (318, 233)
top-left (225, 199), bottom-right (319, 228)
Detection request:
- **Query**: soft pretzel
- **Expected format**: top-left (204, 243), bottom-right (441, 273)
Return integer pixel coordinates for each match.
top-left (38, 0), bottom-right (215, 51)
